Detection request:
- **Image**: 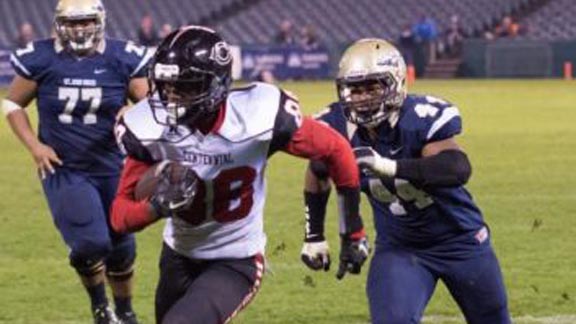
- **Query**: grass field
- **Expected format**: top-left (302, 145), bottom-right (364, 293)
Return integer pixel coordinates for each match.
top-left (0, 80), bottom-right (575, 323)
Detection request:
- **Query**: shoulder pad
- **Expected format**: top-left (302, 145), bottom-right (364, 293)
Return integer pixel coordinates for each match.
top-left (116, 99), bottom-right (167, 163)
top-left (218, 82), bottom-right (282, 142)
top-left (313, 102), bottom-right (344, 123)
top-left (10, 39), bottom-right (55, 80)
top-left (310, 102), bottom-right (352, 140)
top-left (106, 39), bottom-right (153, 78)
top-left (121, 99), bottom-right (166, 143)
top-left (403, 94), bottom-right (462, 142)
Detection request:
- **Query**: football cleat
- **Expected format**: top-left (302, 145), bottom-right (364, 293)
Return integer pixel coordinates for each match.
top-left (117, 311), bottom-right (139, 324)
top-left (92, 305), bottom-right (120, 324)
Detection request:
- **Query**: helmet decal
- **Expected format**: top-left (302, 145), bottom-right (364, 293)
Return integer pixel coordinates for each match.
top-left (211, 42), bottom-right (232, 66)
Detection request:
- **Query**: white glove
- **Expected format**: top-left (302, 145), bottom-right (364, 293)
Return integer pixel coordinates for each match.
top-left (353, 147), bottom-right (397, 177)
top-left (301, 241), bottom-right (330, 271)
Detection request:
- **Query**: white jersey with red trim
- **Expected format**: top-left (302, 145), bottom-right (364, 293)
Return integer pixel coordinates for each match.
top-left (118, 82), bottom-right (301, 259)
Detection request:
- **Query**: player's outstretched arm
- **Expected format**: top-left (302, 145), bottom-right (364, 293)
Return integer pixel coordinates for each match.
top-left (301, 164), bottom-right (332, 271)
top-left (3, 75), bottom-right (62, 179)
top-left (283, 118), bottom-right (370, 278)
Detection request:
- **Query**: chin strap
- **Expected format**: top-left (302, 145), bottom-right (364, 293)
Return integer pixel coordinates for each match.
top-left (387, 110), bottom-right (400, 128)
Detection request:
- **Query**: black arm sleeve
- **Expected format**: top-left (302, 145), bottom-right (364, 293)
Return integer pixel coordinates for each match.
top-left (304, 190), bottom-right (330, 242)
top-left (396, 149), bottom-right (471, 188)
top-left (337, 187), bottom-right (363, 236)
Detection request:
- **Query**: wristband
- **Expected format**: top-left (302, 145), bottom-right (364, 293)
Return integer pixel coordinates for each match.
top-left (2, 99), bottom-right (23, 116)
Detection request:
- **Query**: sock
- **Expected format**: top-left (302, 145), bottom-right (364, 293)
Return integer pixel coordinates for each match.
top-left (87, 282), bottom-right (108, 310)
top-left (114, 296), bottom-right (134, 315)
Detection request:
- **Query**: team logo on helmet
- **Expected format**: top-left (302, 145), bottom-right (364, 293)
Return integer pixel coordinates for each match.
top-left (211, 41), bottom-right (232, 66)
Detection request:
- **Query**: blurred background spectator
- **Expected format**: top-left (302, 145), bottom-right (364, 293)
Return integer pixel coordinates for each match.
top-left (159, 23), bottom-right (174, 39)
top-left (412, 15), bottom-right (439, 63)
top-left (274, 19), bottom-right (296, 45)
top-left (137, 14), bottom-right (159, 47)
top-left (255, 69), bottom-right (276, 83)
top-left (494, 15), bottom-right (524, 38)
top-left (299, 25), bottom-right (321, 50)
top-left (440, 15), bottom-right (465, 57)
top-left (398, 24), bottom-right (416, 66)
top-left (14, 22), bottom-right (35, 49)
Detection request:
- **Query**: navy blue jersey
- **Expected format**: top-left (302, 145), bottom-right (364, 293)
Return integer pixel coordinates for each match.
top-left (10, 38), bottom-right (152, 175)
top-left (316, 95), bottom-right (486, 247)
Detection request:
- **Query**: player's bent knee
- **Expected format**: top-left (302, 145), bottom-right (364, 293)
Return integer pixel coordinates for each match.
top-left (106, 253), bottom-right (136, 282)
top-left (70, 257), bottom-right (106, 277)
top-left (69, 239), bottom-right (112, 275)
top-left (106, 240), bottom-right (136, 281)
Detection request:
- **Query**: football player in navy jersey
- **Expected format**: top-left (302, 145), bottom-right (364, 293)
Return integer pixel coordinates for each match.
top-left (110, 26), bottom-right (369, 324)
top-left (301, 39), bottom-right (511, 324)
top-left (2, 0), bottom-right (151, 323)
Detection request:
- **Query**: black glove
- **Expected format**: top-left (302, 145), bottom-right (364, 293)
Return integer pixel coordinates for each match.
top-left (150, 161), bottom-right (197, 218)
top-left (336, 232), bottom-right (370, 280)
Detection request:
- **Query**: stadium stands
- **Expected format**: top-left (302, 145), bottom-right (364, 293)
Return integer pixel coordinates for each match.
top-left (1, 0), bottom-right (574, 80)
top-left (215, 0), bottom-right (537, 45)
top-left (0, 0), bottom-right (560, 49)
top-left (0, 0), bottom-right (244, 46)
top-left (520, 0), bottom-right (576, 40)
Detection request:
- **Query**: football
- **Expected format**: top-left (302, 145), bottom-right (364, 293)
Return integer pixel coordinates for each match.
top-left (134, 161), bottom-right (196, 201)
top-left (133, 162), bottom-right (165, 201)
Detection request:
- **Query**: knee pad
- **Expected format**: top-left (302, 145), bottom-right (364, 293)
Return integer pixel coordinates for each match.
top-left (70, 256), bottom-right (106, 277)
top-left (106, 244), bottom-right (136, 282)
top-left (69, 239), bottom-right (112, 277)
top-left (106, 263), bottom-right (135, 282)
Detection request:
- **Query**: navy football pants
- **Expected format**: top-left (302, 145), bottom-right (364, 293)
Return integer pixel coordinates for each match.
top-left (41, 169), bottom-right (135, 272)
top-left (367, 236), bottom-right (510, 324)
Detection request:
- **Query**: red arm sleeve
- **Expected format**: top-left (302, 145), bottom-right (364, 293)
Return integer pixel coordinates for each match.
top-left (110, 157), bottom-right (158, 233)
top-left (283, 117), bottom-right (359, 189)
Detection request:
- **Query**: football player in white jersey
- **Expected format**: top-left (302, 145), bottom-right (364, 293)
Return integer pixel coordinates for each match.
top-left (111, 26), bottom-right (370, 324)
